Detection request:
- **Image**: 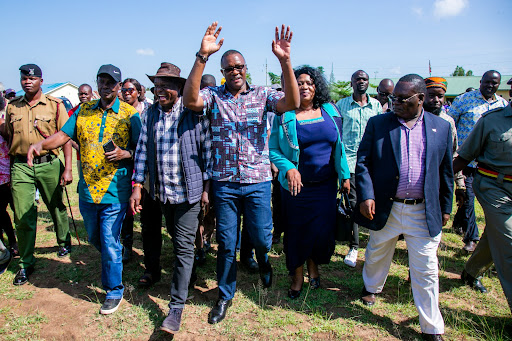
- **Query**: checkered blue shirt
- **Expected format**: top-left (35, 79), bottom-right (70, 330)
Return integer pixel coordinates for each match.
top-left (133, 98), bottom-right (211, 204)
top-left (449, 89), bottom-right (508, 167)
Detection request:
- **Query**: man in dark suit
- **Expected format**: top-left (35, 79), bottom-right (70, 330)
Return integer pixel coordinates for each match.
top-left (355, 74), bottom-right (453, 341)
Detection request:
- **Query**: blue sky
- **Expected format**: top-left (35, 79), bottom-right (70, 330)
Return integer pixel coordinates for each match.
top-left (1, 0), bottom-right (510, 91)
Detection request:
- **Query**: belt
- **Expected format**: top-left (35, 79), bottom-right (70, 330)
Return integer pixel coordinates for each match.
top-left (15, 154), bottom-right (55, 165)
top-left (393, 198), bottom-right (425, 205)
top-left (477, 165), bottom-right (512, 182)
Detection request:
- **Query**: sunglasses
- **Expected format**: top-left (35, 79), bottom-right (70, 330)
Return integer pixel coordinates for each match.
top-left (389, 93), bottom-right (422, 104)
top-left (222, 64), bottom-right (245, 73)
top-left (377, 90), bottom-right (391, 98)
top-left (121, 88), bottom-right (136, 94)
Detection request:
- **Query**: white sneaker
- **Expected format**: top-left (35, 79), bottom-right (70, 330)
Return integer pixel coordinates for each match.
top-left (344, 248), bottom-right (358, 268)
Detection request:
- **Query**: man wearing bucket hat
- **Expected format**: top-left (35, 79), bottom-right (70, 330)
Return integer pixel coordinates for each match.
top-left (130, 62), bottom-right (212, 334)
top-left (27, 64), bottom-right (141, 315)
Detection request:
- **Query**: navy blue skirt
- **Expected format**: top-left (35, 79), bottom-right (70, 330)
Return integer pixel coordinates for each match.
top-left (281, 176), bottom-right (337, 275)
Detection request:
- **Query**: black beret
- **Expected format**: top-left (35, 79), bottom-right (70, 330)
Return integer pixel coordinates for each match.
top-left (19, 64), bottom-right (42, 78)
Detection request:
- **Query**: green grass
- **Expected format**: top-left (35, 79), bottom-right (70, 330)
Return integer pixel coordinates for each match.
top-left (0, 153), bottom-right (510, 340)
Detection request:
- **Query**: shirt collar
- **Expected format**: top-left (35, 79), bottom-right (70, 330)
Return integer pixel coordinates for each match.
top-left (91, 97), bottom-right (120, 113)
top-left (475, 88), bottom-right (498, 103)
top-left (350, 93), bottom-right (373, 108)
top-left (220, 83), bottom-right (254, 97)
top-left (22, 92), bottom-right (47, 105)
top-left (157, 96), bottom-right (183, 116)
top-left (397, 109), bottom-right (424, 129)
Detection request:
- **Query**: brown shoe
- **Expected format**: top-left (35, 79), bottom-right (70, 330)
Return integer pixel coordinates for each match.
top-left (463, 240), bottom-right (477, 253)
top-left (361, 287), bottom-right (376, 306)
top-left (421, 333), bottom-right (443, 340)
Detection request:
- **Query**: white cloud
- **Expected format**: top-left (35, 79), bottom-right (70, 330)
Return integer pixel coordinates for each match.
top-left (389, 66), bottom-right (401, 75)
top-left (433, 0), bottom-right (468, 18)
top-left (412, 7), bottom-right (423, 16)
top-left (136, 48), bottom-right (155, 56)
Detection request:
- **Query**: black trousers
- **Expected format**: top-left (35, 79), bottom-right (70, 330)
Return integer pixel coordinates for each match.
top-left (0, 183), bottom-right (16, 247)
top-left (347, 174), bottom-right (359, 249)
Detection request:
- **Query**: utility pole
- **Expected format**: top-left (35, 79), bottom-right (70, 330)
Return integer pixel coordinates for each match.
top-left (265, 59), bottom-right (268, 86)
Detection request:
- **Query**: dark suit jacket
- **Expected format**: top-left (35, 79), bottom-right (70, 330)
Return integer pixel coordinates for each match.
top-left (354, 111), bottom-right (453, 237)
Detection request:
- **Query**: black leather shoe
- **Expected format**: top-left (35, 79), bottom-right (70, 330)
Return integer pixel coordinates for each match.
top-left (13, 267), bottom-right (34, 286)
top-left (422, 333), bottom-right (444, 340)
top-left (361, 287), bottom-right (376, 306)
top-left (288, 289), bottom-right (301, 299)
top-left (240, 257), bottom-right (259, 273)
top-left (461, 269), bottom-right (487, 293)
top-left (463, 240), bottom-right (477, 253)
top-left (208, 299), bottom-right (232, 324)
top-left (309, 277), bottom-right (320, 290)
top-left (259, 263), bottom-right (273, 288)
top-left (57, 245), bottom-right (72, 258)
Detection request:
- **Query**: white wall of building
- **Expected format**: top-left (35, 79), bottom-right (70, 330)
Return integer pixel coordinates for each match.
top-left (47, 84), bottom-right (79, 106)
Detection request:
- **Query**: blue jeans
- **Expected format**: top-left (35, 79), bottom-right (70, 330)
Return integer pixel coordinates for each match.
top-left (213, 181), bottom-right (272, 300)
top-left (79, 200), bottom-right (127, 299)
top-left (454, 167), bottom-right (479, 242)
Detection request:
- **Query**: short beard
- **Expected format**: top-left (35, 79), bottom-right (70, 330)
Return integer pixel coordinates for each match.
top-left (425, 106), bottom-right (441, 116)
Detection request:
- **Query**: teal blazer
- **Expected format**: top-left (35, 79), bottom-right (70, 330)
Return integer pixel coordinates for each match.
top-left (269, 103), bottom-right (350, 192)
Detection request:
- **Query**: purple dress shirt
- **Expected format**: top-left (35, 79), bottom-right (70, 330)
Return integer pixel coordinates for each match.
top-left (395, 111), bottom-right (426, 199)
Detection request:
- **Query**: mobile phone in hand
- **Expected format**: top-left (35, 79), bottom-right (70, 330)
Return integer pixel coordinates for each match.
top-left (103, 140), bottom-right (115, 153)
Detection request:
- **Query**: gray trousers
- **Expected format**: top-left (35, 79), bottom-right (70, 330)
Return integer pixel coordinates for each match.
top-left (160, 200), bottom-right (200, 309)
top-left (473, 174), bottom-right (512, 310)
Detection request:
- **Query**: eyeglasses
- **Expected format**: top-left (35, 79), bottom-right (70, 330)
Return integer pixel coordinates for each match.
top-left (221, 65), bottom-right (245, 73)
top-left (121, 88), bottom-right (136, 94)
top-left (377, 89), bottom-right (391, 98)
top-left (389, 93), bottom-right (422, 104)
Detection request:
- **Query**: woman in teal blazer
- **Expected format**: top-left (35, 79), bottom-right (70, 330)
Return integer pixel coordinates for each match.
top-left (269, 66), bottom-right (350, 299)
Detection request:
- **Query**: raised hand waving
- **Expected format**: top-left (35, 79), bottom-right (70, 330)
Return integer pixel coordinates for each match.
top-left (272, 25), bottom-right (293, 62)
top-left (199, 22), bottom-right (224, 58)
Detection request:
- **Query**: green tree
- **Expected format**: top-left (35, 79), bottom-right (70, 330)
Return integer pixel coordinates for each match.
top-left (268, 72), bottom-right (281, 85)
top-left (246, 72), bottom-right (252, 85)
top-left (466, 70), bottom-right (473, 76)
top-left (329, 81), bottom-right (352, 102)
top-left (318, 66), bottom-right (325, 74)
top-left (451, 66), bottom-right (465, 76)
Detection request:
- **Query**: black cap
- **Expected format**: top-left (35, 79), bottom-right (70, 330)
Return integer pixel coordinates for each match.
top-left (19, 64), bottom-right (42, 78)
top-left (507, 78), bottom-right (512, 85)
top-left (97, 64), bottom-right (122, 83)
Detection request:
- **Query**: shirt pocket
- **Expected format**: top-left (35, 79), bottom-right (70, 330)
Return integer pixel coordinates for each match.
top-left (489, 130), bottom-right (512, 154)
top-left (34, 114), bottom-right (55, 138)
top-left (9, 114), bottom-right (24, 133)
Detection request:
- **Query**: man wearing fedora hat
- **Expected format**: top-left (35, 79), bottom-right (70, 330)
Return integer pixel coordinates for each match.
top-left (183, 22), bottom-right (300, 324)
top-left (27, 64), bottom-right (141, 315)
top-left (130, 62), bottom-right (212, 334)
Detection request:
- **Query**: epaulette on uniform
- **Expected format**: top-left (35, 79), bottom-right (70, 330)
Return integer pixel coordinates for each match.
top-left (9, 95), bottom-right (23, 102)
top-left (482, 106), bottom-right (505, 117)
top-left (46, 95), bottom-right (62, 103)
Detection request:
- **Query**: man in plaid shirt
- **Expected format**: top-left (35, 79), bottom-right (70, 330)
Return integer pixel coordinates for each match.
top-left (130, 62), bottom-right (212, 335)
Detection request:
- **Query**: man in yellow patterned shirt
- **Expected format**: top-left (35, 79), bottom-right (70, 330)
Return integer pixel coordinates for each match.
top-left (27, 65), bottom-right (141, 315)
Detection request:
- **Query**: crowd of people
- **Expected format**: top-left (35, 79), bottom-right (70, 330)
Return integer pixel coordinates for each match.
top-left (0, 22), bottom-right (511, 340)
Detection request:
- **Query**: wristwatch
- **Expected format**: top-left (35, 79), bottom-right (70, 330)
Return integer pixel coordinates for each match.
top-left (196, 52), bottom-right (208, 63)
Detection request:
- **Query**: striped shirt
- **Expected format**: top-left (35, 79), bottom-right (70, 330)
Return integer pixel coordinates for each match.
top-left (395, 111), bottom-right (426, 199)
top-left (449, 89), bottom-right (508, 167)
top-left (133, 98), bottom-right (211, 204)
top-left (336, 95), bottom-right (382, 173)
